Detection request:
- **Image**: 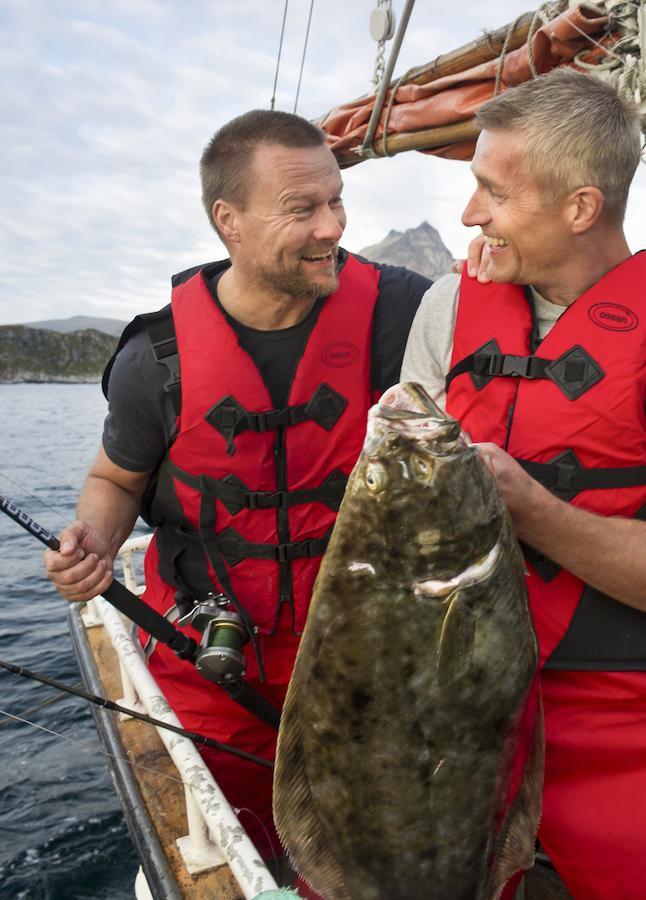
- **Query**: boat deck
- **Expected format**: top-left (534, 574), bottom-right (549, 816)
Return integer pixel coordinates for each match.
top-left (69, 602), bottom-right (247, 900)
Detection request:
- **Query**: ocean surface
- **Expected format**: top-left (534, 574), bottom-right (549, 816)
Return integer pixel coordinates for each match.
top-left (0, 384), bottom-right (139, 898)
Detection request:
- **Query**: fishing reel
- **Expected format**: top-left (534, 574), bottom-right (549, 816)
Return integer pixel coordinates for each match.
top-left (178, 593), bottom-right (249, 685)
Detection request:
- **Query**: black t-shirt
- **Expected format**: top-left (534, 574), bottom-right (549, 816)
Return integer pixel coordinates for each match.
top-left (103, 251), bottom-right (432, 472)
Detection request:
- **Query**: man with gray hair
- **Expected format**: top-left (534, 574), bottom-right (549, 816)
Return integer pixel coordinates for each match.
top-left (403, 67), bottom-right (646, 897)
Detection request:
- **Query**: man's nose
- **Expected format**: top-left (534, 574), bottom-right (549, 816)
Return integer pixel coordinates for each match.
top-left (313, 205), bottom-right (345, 242)
top-left (462, 191), bottom-right (488, 228)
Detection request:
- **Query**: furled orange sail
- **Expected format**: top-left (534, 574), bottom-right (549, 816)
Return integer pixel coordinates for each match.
top-left (317, 2), bottom-right (634, 166)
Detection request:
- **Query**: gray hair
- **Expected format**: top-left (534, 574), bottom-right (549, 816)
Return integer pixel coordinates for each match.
top-left (476, 68), bottom-right (642, 222)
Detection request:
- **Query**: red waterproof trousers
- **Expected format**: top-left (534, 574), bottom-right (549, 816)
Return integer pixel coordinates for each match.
top-left (537, 670), bottom-right (646, 899)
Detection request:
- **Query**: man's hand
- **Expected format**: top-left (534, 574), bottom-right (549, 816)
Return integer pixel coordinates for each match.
top-left (475, 442), bottom-right (646, 611)
top-left (452, 233), bottom-right (491, 282)
top-left (44, 520), bottom-right (114, 602)
top-left (475, 442), bottom-right (553, 536)
top-left (43, 446), bottom-right (152, 603)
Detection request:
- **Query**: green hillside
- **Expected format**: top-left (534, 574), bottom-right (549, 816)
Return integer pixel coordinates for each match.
top-left (0, 325), bottom-right (118, 383)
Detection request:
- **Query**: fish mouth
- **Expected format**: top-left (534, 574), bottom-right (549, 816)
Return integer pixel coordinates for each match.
top-left (414, 540), bottom-right (502, 598)
top-left (370, 382), bottom-right (463, 447)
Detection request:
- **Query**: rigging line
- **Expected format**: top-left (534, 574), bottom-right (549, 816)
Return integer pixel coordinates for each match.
top-left (270, 0), bottom-right (290, 110)
top-left (293, 0), bottom-right (315, 114)
top-left (0, 659), bottom-right (274, 769)
top-left (0, 469), bottom-right (72, 526)
top-left (566, 16), bottom-right (628, 65)
top-left (0, 706), bottom-right (187, 788)
top-left (0, 682), bottom-right (81, 728)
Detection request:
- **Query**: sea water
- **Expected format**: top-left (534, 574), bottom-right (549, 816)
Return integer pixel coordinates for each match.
top-left (0, 384), bottom-right (138, 898)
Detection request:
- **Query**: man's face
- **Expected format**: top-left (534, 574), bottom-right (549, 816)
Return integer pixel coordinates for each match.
top-left (462, 129), bottom-right (570, 286)
top-left (232, 143), bottom-right (346, 300)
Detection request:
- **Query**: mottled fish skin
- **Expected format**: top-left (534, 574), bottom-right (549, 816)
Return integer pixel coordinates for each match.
top-left (274, 383), bottom-right (543, 900)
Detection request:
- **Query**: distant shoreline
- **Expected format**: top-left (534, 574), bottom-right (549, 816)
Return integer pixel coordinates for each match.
top-left (0, 378), bottom-right (101, 384)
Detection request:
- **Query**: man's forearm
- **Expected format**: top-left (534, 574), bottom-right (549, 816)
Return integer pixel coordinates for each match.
top-left (513, 478), bottom-right (646, 612)
top-left (477, 442), bottom-right (646, 612)
top-left (77, 472), bottom-right (144, 559)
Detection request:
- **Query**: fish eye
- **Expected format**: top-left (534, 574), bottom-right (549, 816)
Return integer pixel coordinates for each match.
top-left (410, 454), bottom-right (434, 482)
top-left (365, 462), bottom-right (389, 493)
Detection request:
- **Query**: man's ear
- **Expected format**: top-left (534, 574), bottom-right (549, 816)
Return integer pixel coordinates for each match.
top-left (564, 186), bottom-right (605, 235)
top-left (212, 199), bottom-right (240, 244)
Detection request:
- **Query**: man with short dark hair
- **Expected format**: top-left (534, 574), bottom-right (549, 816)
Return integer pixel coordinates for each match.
top-left (44, 109), bottom-right (431, 863)
top-left (403, 68), bottom-right (646, 898)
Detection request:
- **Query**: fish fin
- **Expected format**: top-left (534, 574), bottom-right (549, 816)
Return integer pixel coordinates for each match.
top-left (273, 684), bottom-right (352, 900)
top-left (435, 594), bottom-right (475, 686)
top-left (487, 692), bottom-right (545, 900)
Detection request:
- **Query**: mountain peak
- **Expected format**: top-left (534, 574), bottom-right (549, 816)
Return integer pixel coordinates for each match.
top-left (358, 221), bottom-right (454, 281)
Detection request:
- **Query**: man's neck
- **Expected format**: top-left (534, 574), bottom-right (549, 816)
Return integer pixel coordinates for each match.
top-left (217, 267), bottom-right (316, 330)
top-left (533, 231), bottom-right (632, 308)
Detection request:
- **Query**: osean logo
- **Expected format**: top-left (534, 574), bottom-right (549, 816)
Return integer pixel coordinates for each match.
top-left (322, 342), bottom-right (359, 367)
top-left (588, 303), bottom-right (639, 332)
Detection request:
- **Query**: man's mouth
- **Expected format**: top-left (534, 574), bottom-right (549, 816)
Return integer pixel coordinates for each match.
top-left (301, 248), bottom-right (337, 265)
top-left (483, 235), bottom-right (509, 249)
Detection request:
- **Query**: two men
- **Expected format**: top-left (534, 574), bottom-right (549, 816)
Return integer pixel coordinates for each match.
top-left (44, 110), bottom-right (431, 860)
top-left (403, 68), bottom-right (646, 898)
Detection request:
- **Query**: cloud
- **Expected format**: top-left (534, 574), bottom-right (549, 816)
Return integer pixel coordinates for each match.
top-left (1, 0), bottom-right (645, 325)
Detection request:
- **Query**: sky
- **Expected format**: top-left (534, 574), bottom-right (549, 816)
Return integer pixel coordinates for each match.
top-left (2, 0), bottom-right (645, 325)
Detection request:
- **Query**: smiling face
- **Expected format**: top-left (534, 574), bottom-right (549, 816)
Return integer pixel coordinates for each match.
top-left (230, 142), bottom-right (346, 301)
top-left (462, 129), bottom-right (572, 287)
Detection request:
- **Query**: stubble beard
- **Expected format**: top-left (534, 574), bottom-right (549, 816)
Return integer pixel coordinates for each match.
top-left (257, 251), bottom-right (340, 300)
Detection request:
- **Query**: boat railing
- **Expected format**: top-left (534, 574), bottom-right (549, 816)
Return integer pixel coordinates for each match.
top-left (83, 532), bottom-right (279, 899)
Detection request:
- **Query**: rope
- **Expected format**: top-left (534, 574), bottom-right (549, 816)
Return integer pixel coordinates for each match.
top-left (526, 6), bottom-right (550, 77)
top-left (493, 15), bottom-right (524, 97)
top-left (569, 0), bottom-right (646, 124)
top-left (270, 0), bottom-right (289, 110)
top-left (381, 71), bottom-right (408, 157)
top-left (293, 0), bottom-right (315, 114)
top-left (494, 2), bottom-right (563, 96)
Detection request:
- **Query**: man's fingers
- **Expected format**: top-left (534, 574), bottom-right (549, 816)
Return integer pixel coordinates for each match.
top-left (57, 520), bottom-right (88, 555)
top-left (477, 241), bottom-right (491, 284)
top-left (44, 545), bottom-right (85, 573)
top-left (466, 233), bottom-right (485, 278)
top-left (63, 569), bottom-right (114, 603)
top-left (48, 555), bottom-right (114, 603)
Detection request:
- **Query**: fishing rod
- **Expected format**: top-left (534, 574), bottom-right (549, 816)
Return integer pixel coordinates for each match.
top-left (0, 493), bottom-right (281, 730)
top-left (0, 658), bottom-right (273, 769)
top-left (0, 492), bottom-right (197, 659)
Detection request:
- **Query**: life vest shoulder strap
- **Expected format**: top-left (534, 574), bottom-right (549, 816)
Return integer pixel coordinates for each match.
top-left (102, 305), bottom-right (181, 418)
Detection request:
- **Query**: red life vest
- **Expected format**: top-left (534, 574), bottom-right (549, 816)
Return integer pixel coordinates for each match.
top-left (446, 253), bottom-right (646, 668)
top-left (142, 254), bottom-right (380, 646)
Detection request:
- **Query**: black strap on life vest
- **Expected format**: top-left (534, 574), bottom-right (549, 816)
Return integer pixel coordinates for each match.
top-left (446, 339), bottom-right (604, 401)
top-left (205, 383), bottom-right (348, 455)
top-left (147, 317), bottom-right (181, 418)
top-left (518, 450), bottom-right (646, 582)
top-left (195, 493), bottom-right (266, 681)
top-left (215, 526), bottom-right (332, 568)
top-left (544, 502), bottom-right (646, 671)
top-left (518, 450), bottom-right (646, 503)
top-left (167, 462), bottom-right (347, 516)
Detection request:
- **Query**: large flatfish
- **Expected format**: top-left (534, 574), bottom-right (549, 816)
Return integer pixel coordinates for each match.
top-left (274, 383), bottom-right (543, 900)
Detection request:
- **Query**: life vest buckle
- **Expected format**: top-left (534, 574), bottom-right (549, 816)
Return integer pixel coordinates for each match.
top-left (554, 463), bottom-right (576, 491)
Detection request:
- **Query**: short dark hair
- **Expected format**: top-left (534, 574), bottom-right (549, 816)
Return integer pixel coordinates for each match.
top-left (200, 110), bottom-right (326, 235)
top-left (476, 68), bottom-right (641, 222)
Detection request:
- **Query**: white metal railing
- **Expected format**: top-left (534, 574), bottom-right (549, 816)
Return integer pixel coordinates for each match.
top-left (85, 534), bottom-right (279, 899)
